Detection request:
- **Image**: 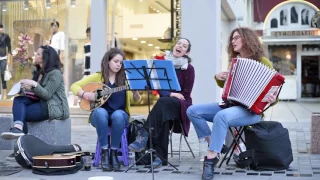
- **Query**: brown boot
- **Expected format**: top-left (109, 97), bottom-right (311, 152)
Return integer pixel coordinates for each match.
top-left (2, 89), bottom-right (7, 99)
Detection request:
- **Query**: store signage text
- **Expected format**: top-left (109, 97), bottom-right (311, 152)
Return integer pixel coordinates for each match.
top-left (272, 30), bottom-right (320, 36)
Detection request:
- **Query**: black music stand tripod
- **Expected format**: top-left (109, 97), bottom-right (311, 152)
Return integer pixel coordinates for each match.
top-left (124, 62), bottom-right (179, 180)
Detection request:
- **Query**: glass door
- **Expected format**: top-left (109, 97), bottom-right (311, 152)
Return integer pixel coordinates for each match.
top-left (301, 56), bottom-right (320, 98)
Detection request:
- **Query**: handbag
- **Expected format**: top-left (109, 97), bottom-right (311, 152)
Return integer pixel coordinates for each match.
top-left (4, 65), bottom-right (11, 81)
top-left (25, 91), bottom-right (40, 101)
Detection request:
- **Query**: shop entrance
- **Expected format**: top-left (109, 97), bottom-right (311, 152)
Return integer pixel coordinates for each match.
top-left (301, 56), bottom-right (320, 98)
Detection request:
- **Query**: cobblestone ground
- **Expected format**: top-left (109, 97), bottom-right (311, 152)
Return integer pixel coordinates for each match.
top-left (1, 102), bottom-right (320, 180)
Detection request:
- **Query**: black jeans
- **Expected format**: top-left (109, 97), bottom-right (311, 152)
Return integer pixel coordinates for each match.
top-left (144, 97), bottom-right (181, 163)
top-left (13, 96), bottom-right (49, 134)
top-left (0, 59), bottom-right (7, 89)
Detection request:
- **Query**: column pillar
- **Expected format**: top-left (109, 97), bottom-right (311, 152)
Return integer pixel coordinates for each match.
top-left (90, 0), bottom-right (108, 73)
top-left (181, 0), bottom-right (221, 104)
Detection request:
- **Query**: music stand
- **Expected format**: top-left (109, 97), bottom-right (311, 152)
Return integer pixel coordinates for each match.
top-left (123, 60), bottom-right (180, 179)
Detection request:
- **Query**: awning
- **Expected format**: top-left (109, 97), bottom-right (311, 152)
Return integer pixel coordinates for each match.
top-left (262, 37), bottom-right (320, 45)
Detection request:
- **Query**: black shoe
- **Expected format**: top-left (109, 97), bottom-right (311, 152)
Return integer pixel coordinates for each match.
top-left (101, 149), bottom-right (112, 171)
top-left (202, 156), bottom-right (219, 180)
top-left (1, 128), bottom-right (25, 140)
top-left (110, 149), bottom-right (120, 171)
top-left (221, 144), bottom-right (228, 154)
top-left (6, 152), bottom-right (16, 162)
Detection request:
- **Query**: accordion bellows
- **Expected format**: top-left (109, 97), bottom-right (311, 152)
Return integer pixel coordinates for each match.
top-left (222, 58), bottom-right (285, 114)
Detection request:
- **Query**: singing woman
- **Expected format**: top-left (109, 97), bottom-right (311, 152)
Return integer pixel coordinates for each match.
top-left (186, 27), bottom-right (278, 180)
top-left (70, 48), bottom-right (141, 171)
top-left (128, 38), bottom-right (195, 168)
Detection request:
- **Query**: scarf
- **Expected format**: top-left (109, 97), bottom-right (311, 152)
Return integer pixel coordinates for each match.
top-left (164, 51), bottom-right (189, 70)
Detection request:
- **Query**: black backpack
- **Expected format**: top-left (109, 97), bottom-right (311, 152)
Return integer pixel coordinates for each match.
top-left (128, 119), bottom-right (152, 165)
top-left (234, 121), bottom-right (293, 171)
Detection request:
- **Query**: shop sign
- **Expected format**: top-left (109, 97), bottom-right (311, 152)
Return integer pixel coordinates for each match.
top-left (271, 30), bottom-right (320, 36)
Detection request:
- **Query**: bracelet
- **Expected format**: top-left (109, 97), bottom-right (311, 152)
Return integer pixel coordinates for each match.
top-left (81, 92), bottom-right (86, 98)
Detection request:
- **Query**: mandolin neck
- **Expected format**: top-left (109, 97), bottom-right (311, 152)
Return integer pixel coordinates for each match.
top-left (102, 85), bottom-right (129, 96)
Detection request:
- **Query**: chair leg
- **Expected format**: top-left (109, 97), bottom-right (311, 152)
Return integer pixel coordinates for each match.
top-left (170, 124), bottom-right (174, 157)
top-left (93, 140), bottom-right (101, 167)
top-left (179, 121), bottom-right (195, 158)
top-left (183, 135), bottom-right (195, 158)
top-left (218, 126), bottom-right (246, 167)
top-left (179, 133), bottom-right (183, 163)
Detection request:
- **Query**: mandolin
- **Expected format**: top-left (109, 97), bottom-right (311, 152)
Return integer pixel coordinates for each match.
top-left (79, 83), bottom-right (129, 111)
top-left (32, 155), bottom-right (77, 169)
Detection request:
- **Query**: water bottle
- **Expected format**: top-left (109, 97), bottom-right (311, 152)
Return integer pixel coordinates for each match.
top-left (199, 138), bottom-right (207, 161)
top-left (128, 151), bottom-right (136, 167)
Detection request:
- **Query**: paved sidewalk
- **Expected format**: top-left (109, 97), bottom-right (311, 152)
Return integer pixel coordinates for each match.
top-left (1, 101), bottom-right (320, 180)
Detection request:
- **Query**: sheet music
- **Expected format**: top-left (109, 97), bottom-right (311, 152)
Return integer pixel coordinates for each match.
top-left (8, 81), bottom-right (21, 96)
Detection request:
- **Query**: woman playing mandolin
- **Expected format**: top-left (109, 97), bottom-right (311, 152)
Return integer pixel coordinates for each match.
top-left (70, 48), bottom-right (141, 172)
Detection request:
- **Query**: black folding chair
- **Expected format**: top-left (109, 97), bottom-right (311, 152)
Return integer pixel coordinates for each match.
top-left (218, 126), bottom-right (246, 168)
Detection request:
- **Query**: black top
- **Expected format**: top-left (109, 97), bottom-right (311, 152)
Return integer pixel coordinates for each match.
top-left (84, 44), bottom-right (90, 54)
top-left (0, 33), bottom-right (11, 57)
top-left (101, 82), bottom-right (126, 114)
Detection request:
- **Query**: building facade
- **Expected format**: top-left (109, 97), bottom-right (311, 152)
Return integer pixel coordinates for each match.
top-left (251, 0), bottom-right (320, 100)
top-left (0, 0), bottom-right (245, 105)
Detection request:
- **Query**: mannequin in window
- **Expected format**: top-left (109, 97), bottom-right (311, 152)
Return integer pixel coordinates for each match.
top-left (301, 9), bottom-right (309, 25)
top-left (291, 7), bottom-right (298, 23)
top-left (48, 21), bottom-right (65, 62)
top-left (83, 27), bottom-right (91, 77)
top-left (280, 10), bottom-right (288, 26)
top-left (0, 24), bottom-right (12, 99)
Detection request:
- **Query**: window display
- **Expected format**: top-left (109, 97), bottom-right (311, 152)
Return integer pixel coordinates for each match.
top-left (268, 45), bottom-right (297, 76)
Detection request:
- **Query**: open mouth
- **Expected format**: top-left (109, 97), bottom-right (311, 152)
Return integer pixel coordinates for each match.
top-left (175, 48), bottom-right (181, 54)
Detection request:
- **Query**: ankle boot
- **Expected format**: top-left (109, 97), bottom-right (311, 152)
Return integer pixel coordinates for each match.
top-left (202, 156), bottom-right (219, 180)
top-left (101, 149), bottom-right (112, 171)
top-left (128, 128), bottom-right (149, 152)
top-left (110, 149), bottom-right (120, 171)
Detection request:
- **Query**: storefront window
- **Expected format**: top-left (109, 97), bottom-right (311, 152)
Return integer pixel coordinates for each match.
top-left (1, 0), bottom-right (68, 95)
top-left (0, 0), bottom-right (171, 106)
top-left (268, 45), bottom-right (297, 75)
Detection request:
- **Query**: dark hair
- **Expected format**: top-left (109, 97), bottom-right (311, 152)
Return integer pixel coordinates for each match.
top-left (37, 46), bottom-right (63, 73)
top-left (51, 21), bottom-right (59, 28)
top-left (101, 48), bottom-right (126, 86)
top-left (0, 24), bottom-right (3, 28)
top-left (86, 27), bottom-right (91, 34)
top-left (173, 38), bottom-right (192, 63)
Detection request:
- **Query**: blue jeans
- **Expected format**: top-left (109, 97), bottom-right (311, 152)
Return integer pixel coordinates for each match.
top-left (13, 96), bottom-right (49, 134)
top-left (90, 108), bottom-right (129, 149)
top-left (186, 103), bottom-right (261, 153)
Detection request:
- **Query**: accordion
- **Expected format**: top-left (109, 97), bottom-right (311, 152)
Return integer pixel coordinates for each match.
top-left (221, 58), bottom-right (285, 114)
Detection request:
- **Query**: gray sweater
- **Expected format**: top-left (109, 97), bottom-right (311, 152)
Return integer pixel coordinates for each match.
top-left (33, 69), bottom-right (70, 120)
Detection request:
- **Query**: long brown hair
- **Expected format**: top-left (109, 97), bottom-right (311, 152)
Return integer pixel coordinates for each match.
top-left (227, 27), bottom-right (265, 62)
top-left (100, 48), bottom-right (126, 86)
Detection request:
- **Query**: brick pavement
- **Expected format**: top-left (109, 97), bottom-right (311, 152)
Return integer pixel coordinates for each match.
top-left (1, 102), bottom-right (320, 180)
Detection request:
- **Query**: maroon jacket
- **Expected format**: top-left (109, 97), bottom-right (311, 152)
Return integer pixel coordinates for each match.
top-left (171, 64), bottom-right (195, 136)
